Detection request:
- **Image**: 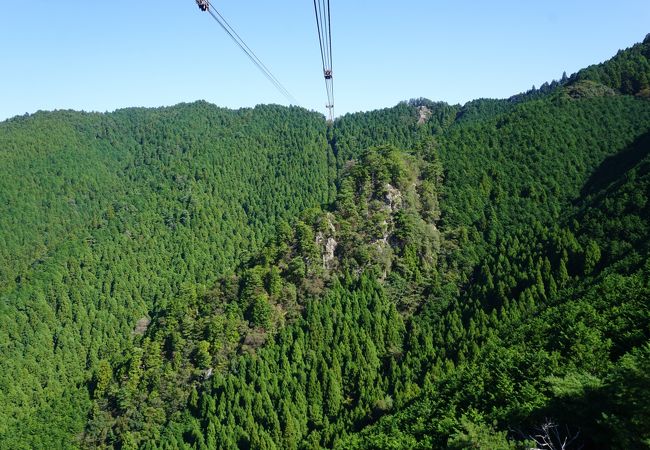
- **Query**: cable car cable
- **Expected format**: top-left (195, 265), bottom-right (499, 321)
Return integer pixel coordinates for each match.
top-left (201, 1), bottom-right (298, 104)
top-left (327, 0), bottom-right (332, 71)
top-left (312, 0), bottom-right (334, 120)
top-left (206, 8), bottom-right (296, 104)
top-left (207, 3), bottom-right (297, 104)
top-left (313, 0), bottom-right (327, 74)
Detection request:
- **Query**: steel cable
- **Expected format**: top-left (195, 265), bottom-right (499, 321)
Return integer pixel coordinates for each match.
top-left (204, 1), bottom-right (298, 104)
top-left (313, 0), bottom-right (334, 120)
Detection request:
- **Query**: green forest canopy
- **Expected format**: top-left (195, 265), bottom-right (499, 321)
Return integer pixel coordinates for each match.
top-left (0, 36), bottom-right (649, 449)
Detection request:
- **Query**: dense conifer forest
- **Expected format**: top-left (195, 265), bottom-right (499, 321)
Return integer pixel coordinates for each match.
top-left (1, 37), bottom-right (649, 449)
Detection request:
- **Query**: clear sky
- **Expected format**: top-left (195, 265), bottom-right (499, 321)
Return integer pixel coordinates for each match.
top-left (1, 1), bottom-right (648, 121)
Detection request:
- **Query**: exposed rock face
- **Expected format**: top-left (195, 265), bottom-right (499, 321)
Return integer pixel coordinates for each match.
top-left (203, 367), bottom-right (213, 380)
top-left (315, 213), bottom-right (338, 269)
top-left (385, 183), bottom-right (402, 212)
top-left (134, 317), bottom-right (151, 335)
top-left (566, 80), bottom-right (617, 99)
top-left (417, 105), bottom-right (432, 124)
top-left (323, 237), bottom-right (338, 269)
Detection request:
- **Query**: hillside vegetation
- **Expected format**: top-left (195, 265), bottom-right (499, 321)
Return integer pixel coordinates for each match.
top-left (0, 37), bottom-right (649, 449)
top-left (0, 103), bottom-right (333, 448)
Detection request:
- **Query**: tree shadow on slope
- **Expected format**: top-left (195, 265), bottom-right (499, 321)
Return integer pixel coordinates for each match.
top-left (524, 342), bottom-right (650, 450)
top-left (580, 130), bottom-right (650, 197)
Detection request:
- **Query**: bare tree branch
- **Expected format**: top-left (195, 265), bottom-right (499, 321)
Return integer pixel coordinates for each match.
top-left (526, 419), bottom-right (583, 450)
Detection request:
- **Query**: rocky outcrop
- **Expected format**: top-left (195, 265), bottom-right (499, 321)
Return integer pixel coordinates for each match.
top-left (417, 106), bottom-right (432, 124)
top-left (315, 213), bottom-right (338, 270)
top-left (385, 183), bottom-right (402, 212)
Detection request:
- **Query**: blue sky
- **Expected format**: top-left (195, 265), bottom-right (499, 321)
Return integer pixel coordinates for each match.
top-left (1, 1), bottom-right (648, 121)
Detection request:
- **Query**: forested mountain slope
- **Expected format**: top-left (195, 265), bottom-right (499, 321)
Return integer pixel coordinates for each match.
top-left (333, 40), bottom-right (650, 448)
top-left (0, 103), bottom-right (333, 448)
top-left (572, 33), bottom-right (650, 96)
top-left (341, 132), bottom-right (650, 450)
top-left (1, 37), bottom-right (649, 449)
top-left (84, 146), bottom-right (445, 447)
top-left (86, 38), bottom-right (650, 449)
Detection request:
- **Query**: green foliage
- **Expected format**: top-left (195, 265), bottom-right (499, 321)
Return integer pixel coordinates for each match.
top-left (572, 37), bottom-right (650, 95)
top-left (331, 37), bottom-right (650, 449)
top-left (447, 415), bottom-right (519, 450)
top-left (600, 343), bottom-right (650, 448)
top-left (0, 102), bottom-right (332, 447)
top-left (83, 147), bottom-right (436, 448)
top-left (2, 37), bottom-right (650, 450)
top-left (194, 341), bottom-right (211, 370)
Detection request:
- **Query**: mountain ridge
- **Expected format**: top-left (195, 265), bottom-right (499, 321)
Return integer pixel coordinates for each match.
top-left (0, 36), bottom-right (649, 449)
